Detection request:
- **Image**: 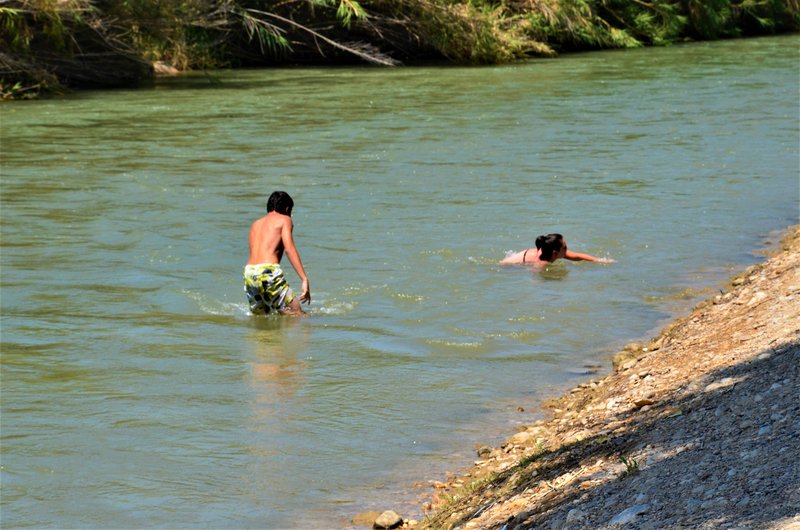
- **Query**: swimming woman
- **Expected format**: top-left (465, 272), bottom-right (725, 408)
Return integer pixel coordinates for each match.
top-left (500, 233), bottom-right (613, 268)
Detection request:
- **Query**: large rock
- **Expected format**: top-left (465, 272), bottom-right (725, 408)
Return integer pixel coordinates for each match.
top-left (374, 510), bottom-right (403, 529)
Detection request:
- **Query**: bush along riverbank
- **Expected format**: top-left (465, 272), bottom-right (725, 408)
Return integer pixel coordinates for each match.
top-left (353, 226), bottom-right (800, 530)
top-left (2, 0), bottom-right (799, 99)
top-left (362, 225), bottom-right (797, 530)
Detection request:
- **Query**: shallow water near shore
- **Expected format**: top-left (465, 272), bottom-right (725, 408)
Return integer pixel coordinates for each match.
top-left (2, 36), bottom-right (798, 528)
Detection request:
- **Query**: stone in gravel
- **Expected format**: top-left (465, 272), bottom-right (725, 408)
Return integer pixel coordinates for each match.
top-left (509, 431), bottom-right (532, 445)
top-left (374, 510), bottom-right (403, 529)
top-left (609, 504), bottom-right (650, 525)
top-left (686, 499), bottom-right (703, 513)
top-left (565, 508), bottom-right (586, 524)
top-left (736, 495), bottom-right (751, 508)
top-left (701, 497), bottom-right (728, 510)
top-left (704, 377), bottom-right (736, 393)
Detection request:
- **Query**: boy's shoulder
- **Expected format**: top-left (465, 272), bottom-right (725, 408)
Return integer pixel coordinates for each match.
top-left (265, 211), bottom-right (291, 227)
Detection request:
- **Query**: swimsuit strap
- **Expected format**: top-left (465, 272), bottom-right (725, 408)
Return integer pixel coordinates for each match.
top-left (522, 249), bottom-right (529, 263)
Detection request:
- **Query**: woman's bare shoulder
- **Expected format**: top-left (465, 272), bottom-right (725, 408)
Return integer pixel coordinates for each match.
top-left (500, 249), bottom-right (528, 265)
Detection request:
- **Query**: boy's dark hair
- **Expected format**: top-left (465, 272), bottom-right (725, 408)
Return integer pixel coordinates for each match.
top-left (535, 233), bottom-right (565, 262)
top-left (267, 191), bottom-right (294, 215)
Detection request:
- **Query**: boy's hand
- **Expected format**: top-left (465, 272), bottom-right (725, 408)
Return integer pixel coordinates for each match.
top-left (299, 280), bottom-right (311, 303)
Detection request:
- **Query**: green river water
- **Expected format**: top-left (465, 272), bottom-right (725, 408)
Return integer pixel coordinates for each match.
top-left (1, 35), bottom-right (798, 528)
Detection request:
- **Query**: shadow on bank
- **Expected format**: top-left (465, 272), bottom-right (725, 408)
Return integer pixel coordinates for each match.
top-left (420, 340), bottom-right (799, 530)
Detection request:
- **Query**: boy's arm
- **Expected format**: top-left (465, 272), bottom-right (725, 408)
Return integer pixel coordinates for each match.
top-left (281, 218), bottom-right (310, 302)
top-left (564, 250), bottom-right (613, 263)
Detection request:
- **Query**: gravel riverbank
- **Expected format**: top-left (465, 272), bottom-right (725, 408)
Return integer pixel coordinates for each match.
top-left (399, 225), bottom-right (799, 530)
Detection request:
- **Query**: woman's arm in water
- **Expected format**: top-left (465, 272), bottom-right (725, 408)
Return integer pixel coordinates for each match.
top-left (564, 249), bottom-right (614, 263)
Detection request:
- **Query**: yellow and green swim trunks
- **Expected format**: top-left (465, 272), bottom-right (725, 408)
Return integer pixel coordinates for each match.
top-left (243, 263), bottom-right (295, 315)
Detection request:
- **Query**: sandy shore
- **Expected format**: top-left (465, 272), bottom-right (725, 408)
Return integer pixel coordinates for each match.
top-left (396, 225), bottom-right (799, 530)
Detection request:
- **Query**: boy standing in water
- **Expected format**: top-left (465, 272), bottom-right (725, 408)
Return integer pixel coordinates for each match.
top-left (244, 191), bottom-right (310, 316)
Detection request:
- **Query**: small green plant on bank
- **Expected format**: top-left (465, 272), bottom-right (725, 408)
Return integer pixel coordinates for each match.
top-left (443, 473), bottom-right (497, 508)
top-left (619, 454), bottom-right (640, 477)
top-left (517, 440), bottom-right (548, 468)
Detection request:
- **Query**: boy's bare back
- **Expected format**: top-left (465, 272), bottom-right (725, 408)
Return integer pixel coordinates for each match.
top-left (247, 212), bottom-right (289, 265)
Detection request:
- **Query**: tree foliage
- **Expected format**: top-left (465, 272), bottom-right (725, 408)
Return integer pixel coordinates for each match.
top-left (1, 0), bottom-right (798, 98)
top-left (0, 1), bottom-right (152, 98)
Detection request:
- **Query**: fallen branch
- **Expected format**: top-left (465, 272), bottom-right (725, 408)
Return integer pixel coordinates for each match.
top-left (244, 7), bottom-right (399, 65)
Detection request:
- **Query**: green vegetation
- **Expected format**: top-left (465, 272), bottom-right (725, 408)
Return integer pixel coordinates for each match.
top-left (618, 454), bottom-right (640, 477)
top-left (2, 0), bottom-right (798, 98)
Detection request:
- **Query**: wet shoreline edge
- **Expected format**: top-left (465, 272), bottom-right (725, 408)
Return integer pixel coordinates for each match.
top-left (363, 224), bottom-right (800, 529)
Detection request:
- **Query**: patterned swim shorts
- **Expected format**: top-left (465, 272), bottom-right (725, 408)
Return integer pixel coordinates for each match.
top-left (243, 263), bottom-right (295, 314)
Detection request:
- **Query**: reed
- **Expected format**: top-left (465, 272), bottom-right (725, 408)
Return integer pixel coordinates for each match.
top-left (2, 0), bottom-right (798, 99)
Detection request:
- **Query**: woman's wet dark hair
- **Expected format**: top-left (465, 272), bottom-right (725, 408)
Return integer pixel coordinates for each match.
top-left (535, 233), bottom-right (565, 262)
top-left (267, 191), bottom-right (294, 215)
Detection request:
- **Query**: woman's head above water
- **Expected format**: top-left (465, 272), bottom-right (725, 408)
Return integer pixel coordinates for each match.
top-left (535, 233), bottom-right (567, 262)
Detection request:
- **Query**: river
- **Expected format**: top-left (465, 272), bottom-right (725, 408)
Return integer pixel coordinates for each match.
top-left (1, 35), bottom-right (798, 528)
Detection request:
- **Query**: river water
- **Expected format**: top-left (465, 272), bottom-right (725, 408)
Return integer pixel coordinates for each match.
top-left (1, 36), bottom-right (798, 528)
